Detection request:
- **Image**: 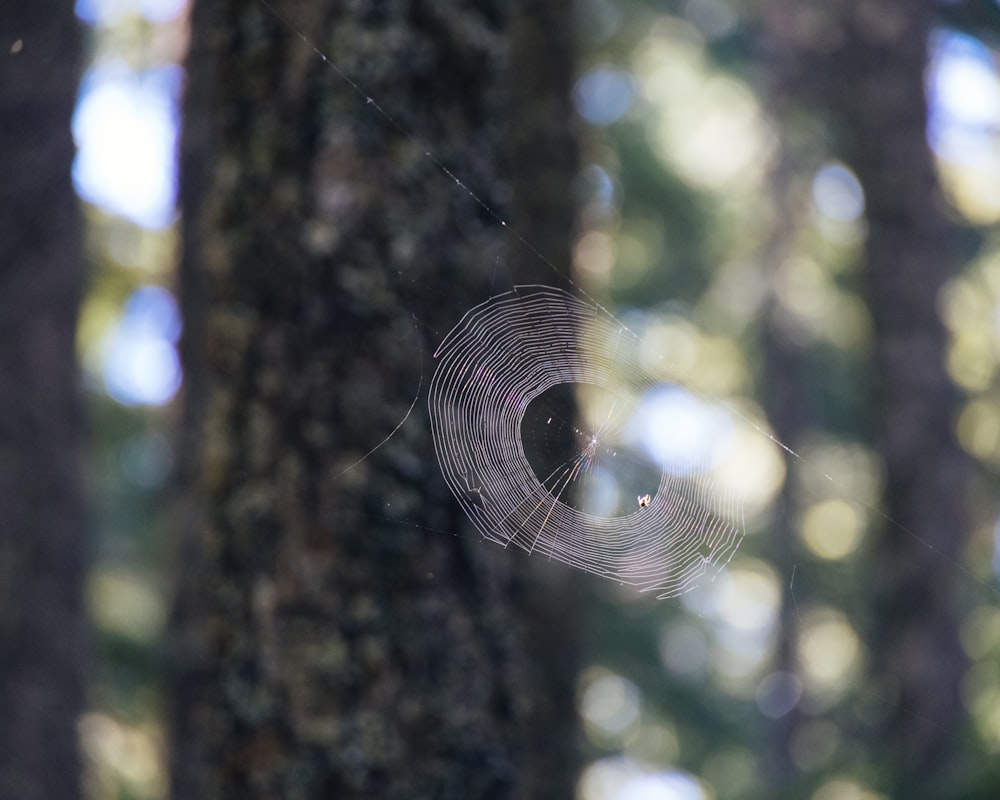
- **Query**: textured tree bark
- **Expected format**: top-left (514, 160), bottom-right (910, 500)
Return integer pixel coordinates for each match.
top-left (507, 0), bottom-right (578, 284)
top-left (0, 5), bottom-right (86, 800)
top-left (504, 3), bottom-right (582, 797)
top-left (170, 1), bottom-right (580, 798)
top-left (760, 0), bottom-right (968, 792)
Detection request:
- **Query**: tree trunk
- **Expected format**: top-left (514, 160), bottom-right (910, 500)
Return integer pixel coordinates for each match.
top-left (823, 1), bottom-right (968, 786)
top-left (760, 0), bottom-right (969, 791)
top-left (0, 5), bottom-right (86, 800)
top-left (838, 9), bottom-right (969, 790)
top-left (758, 155), bottom-right (811, 789)
top-left (170, 1), bottom-right (580, 798)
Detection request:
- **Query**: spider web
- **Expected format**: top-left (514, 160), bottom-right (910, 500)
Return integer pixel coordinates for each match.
top-left (249, 1), bottom-right (748, 600)
top-left (428, 285), bottom-right (744, 598)
top-left (255, 1), bottom-right (982, 606)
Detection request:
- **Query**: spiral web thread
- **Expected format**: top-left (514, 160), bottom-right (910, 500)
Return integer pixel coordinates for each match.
top-left (428, 285), bottom-right (745, 598)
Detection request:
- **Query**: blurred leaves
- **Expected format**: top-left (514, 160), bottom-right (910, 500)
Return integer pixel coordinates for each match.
top-left (571, 0), bottom-right (1000, 798)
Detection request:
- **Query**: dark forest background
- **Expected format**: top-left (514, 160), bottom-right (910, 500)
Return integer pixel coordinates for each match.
top-left (4, 0), bottom-right (1000, 798)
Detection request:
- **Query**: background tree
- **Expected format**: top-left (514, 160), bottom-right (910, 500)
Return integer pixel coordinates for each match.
top-left (759, 1), bottom-right (971, 793)
top-left (169, 1), bottom-right (580, 798)
top-left (828, 4), bottom-right (968, 790)
top-left (0, 3), bottom-right (87, 799)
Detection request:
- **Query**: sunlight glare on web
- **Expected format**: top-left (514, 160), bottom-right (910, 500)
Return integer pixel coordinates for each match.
top-left (623, 385), bottom-right (732, 474)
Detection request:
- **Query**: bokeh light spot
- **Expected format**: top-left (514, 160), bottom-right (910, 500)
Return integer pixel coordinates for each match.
top-left (756, 670), bottom-right (803, 719)
top-left (578, 758), bottom-right (707, 800)
top-left (812, 162), bottom-right (865, 223)
top-left (625, 386), bottom-right (733, 474)
top-left (798, 499), bottom-right (863, 560)
top-left (957, 399), bottom-right (1000, 463)
top-left (575, 66), bottom-right (636, 126)
top-left (798, 609), bottom-right (862, 703)
top-left (103, 286), bottom-right (182, 406)
top-left (811, 777), bottom-right (886, 800)
top-left (73, 64), bottom-right (181, 229)
top-left (579, 668), bottom-right (642, 743)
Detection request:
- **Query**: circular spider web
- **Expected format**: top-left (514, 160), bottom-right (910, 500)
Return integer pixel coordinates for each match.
top-left (428, 285), bottom-right (744, 598)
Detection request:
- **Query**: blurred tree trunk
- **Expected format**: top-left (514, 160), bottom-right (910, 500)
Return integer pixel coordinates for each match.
top-left (761, 0), bottom-right (968, 792)
top-left (0, 5), bottom-right (86, 800)
top-left (170, 1), bottom-right (580, 798)
top-left (834, 6), bottom-right (968, 789)
top-left (757, 152), bottom-right (811, 788)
